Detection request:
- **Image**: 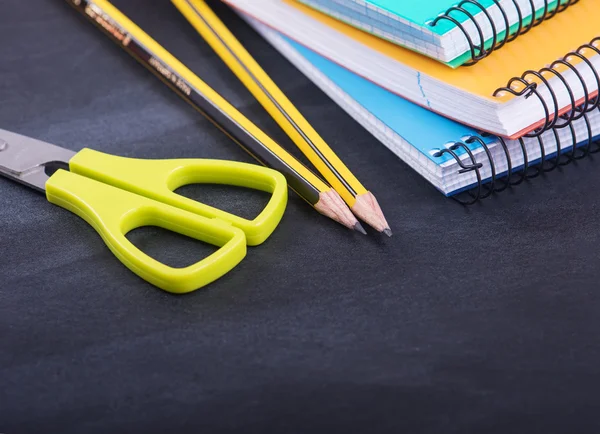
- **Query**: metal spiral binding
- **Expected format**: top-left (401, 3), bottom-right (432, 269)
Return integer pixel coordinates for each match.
top-left (493, 36), bottom-right (600, 137)
top-left (433, 107), bottom-right (600, 205)
top-left (428, 0), bottom-right (580, 66)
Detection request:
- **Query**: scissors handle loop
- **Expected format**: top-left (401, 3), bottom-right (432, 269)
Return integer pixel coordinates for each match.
top-left (46, 170), bottom-right (247, 293)
top-left (69, 149), bottom-right (287, 246)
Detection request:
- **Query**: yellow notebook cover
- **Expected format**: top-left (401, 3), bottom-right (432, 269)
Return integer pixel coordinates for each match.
top-left (286, 0), bottom-right (600, 103)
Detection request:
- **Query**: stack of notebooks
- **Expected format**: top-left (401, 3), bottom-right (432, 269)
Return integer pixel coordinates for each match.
top-left (223, 0), bottom-right (600, 203)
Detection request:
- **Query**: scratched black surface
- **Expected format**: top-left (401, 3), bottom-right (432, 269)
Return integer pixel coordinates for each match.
top-left (2, 1), bottom-right (600, 433)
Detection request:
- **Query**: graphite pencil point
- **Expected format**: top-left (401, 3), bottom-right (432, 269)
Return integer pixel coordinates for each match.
top-left (354, 222), bottom-right (367, 235)
top-left (351, 191), bottom-right (391, 234)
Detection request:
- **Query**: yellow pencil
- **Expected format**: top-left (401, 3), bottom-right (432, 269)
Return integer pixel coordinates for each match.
top-left (172, 0), bottom-right (392, 236)
top-left (67, 0), bottom-right (365, 232)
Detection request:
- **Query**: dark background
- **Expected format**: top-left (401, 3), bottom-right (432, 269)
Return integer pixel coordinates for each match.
top-left (2, 1), bottom-right (600, 433)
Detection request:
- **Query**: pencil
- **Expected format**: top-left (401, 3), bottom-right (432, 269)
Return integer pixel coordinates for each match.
top-left (172, 0), bottom-right (392, 237)
top-left (67, 0), bottom-right (366, 233)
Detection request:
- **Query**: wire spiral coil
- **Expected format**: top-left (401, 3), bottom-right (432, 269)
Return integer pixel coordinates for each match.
top-left (429, 30), bottom-right (600, 205)
top-left (428, 0), bottom-right (580, 66)
top-left (433, 107), bottom-right (600, 205)
top-left (494, 36), bottom-right (600, 137)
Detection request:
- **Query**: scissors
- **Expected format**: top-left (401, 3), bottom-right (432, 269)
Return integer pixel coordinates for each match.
top-left (0, 128), bottom-right (287, 294)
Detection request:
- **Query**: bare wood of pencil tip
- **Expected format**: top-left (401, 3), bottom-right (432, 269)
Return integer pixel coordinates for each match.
top-left (352, 192), bottom-right (392, 236)
top-left (172, 0), bottom-right (391, 235)
top-left (67, 0), bottom-right (362, 232)
top-left (315, 190), bottom-right (366, 233)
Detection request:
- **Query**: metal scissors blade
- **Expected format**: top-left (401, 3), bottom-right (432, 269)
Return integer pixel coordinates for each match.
top-left (0, 128), bottom-right (76, 192)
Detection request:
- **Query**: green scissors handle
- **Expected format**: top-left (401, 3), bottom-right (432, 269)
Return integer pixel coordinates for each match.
top-left (0, 129), bottom-right (287, 294)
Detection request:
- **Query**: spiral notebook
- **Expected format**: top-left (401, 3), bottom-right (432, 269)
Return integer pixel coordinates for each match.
top-left (224, 0), bottom-right (600, 141)
top-left (245, 17), bottom-right (600, 202)
top-left (296, 0), bottom-right (578, 67)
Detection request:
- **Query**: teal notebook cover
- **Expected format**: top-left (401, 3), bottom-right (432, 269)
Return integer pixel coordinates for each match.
top-left (308, 0), bottom-right (566, 33)
top-left (356, 0), bottom-right (483, 30)
top-left (298, 0), bottom-right (568, 67)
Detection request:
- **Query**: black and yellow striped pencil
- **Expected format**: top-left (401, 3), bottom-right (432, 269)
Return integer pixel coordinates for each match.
top-left (172, 0), bottom-right (392, 236)
top-left (67, 0), bottom-right (365, 232)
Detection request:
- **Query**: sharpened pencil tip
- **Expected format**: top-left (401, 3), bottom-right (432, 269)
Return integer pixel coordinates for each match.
top-left (315, 190), bottom-right (362, 231)
top-left (354, 222), bottom-right (367, 235)
top-left (351, 192), bottom-right (391, 234)
top-left (383, 228), bottom-right (393, 237)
